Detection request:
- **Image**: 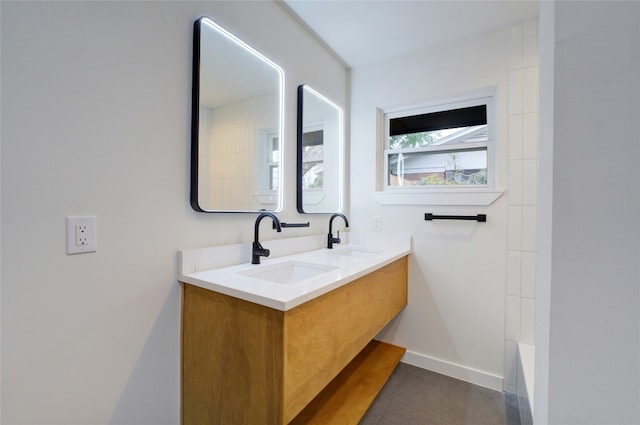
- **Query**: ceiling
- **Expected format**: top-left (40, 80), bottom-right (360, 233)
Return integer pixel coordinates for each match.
top-left (282, 0), bottom-right (539, 68)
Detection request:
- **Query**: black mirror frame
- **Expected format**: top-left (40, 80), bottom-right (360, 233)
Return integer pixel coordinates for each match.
top-left (296, 84), bottom-right (305, 214)
top-left (190, 17), bottom-right (284, 213)
top-left (296, 84), bottom-right (344, 214)
top-left (190, 18), bottom-right (204, 212)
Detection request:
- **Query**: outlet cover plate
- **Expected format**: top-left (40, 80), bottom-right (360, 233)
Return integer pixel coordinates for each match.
top-left (373, 216), bottom-right (382, 231)
top-left (66, 216), bottom-right (97, 254)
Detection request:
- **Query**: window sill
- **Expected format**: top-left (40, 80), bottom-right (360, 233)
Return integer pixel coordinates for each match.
top-left (302, 191), bottom-right (326, 205)
top-left (254, 192), bottom-right (278, 205)
top-left (373, 188), bottom-right (504, 206)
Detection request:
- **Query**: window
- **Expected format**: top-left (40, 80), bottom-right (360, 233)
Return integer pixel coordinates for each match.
top-left (267, 133), bottom-right (279, 191)
top-left (384, 96), bottom-right (494, 189)
top-left (301, 125), bottom-right (324, 190)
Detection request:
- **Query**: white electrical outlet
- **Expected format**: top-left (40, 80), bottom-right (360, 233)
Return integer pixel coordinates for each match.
top-left (373, 216), bottom-right (382, 231)
top-left (76, 224), bottom-right (88, 245)
top-left (66, 216), bottom-right (97, 254)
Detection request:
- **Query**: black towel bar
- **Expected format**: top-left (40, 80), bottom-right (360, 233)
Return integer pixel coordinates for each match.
top-left (424, 213), bottom-right (487, 222)
top-left (273, 221), bottom-right (310, 229)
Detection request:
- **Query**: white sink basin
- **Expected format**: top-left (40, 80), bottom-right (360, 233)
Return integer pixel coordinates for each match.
top-left (329, 247), bottom-right (382, 258)
top-left (179, 233), bottom-right (412, 310)
top-left (238, 260), bottom-right (338, 285)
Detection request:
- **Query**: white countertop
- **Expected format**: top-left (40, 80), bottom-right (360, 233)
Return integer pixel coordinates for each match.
top-left (178, 233), bottom-right (411, 311)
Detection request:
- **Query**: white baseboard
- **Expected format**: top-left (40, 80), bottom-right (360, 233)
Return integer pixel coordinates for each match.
top-left (401, 350), bottom-right (504, 392)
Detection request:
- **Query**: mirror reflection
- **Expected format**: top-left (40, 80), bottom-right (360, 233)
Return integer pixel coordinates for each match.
top-left (191, 17), bottom-right (284, 212)
top-left (297, 85), bottom-right (344, 213)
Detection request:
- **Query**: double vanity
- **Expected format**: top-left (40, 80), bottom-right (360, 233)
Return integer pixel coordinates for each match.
top-left (179, 233), bottom-right (410, 424)
top-left (185, 15), bottom-right (403, 424)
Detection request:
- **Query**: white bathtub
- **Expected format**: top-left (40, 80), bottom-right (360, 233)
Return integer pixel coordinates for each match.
top-left (517, 343), bottom-right (535, 425)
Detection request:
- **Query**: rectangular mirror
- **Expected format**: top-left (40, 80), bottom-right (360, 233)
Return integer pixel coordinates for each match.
top-left (296, 85), bottom-right (344, 213)
top-left (191, 17), bottom-right (285, 212)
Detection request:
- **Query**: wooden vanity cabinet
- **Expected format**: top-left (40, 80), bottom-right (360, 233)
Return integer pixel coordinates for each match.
top-left (181, 256), bottom-right (408, 425)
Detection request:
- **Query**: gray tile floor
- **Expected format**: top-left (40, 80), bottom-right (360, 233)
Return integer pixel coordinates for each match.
top-left (360, 363), bottom-right (521, 425)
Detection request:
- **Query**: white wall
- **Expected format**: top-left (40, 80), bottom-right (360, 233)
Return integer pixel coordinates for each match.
top-left (543, 2), bottom-right (640, 423)
top-left (534, 1), bottom-right (554, 421)
top-left (350, 28), bottom-right (512, 389)
top-left (0, 1), bottom-right (347, 423)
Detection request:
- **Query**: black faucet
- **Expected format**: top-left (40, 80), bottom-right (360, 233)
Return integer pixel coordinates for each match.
top-left (327, 213), bottom-right (349, 249)
top-left (252, 212), bottom-right (282, 264)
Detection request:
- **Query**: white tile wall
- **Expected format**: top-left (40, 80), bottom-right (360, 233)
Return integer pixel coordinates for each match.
top-left (521, 252), bottom-right (536, 299)
top-left (206, 98), bottom-right (258, 210)
top-left (507, 206), bottom-right (523, 251)
top-left (508, 160), bottom-right (524, 205)
top-left (522, 159), bottom-right (538, 205)
top-left (507, 296), bottom-right (522, 341)
top-left (509, 24), bottom-right (524, 71)
top-left (507, 250), bottom-right (522, 297)
top-left (523, 67), bottom-right (539, 113)
top-left (505, 17), bottom-right (539, 394)
top-left (520, 298), bottom-right (536, 345)
top-left (523, 19), bottom-right (539, 68)
top-left (508, 70), bottom-right (524, 114)
top-left (522, 206), bottom-right (538, 252)
top-left (508, 114), bottom-right (524, 160)
top-left (522, 113), bottom-right (539, 159)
